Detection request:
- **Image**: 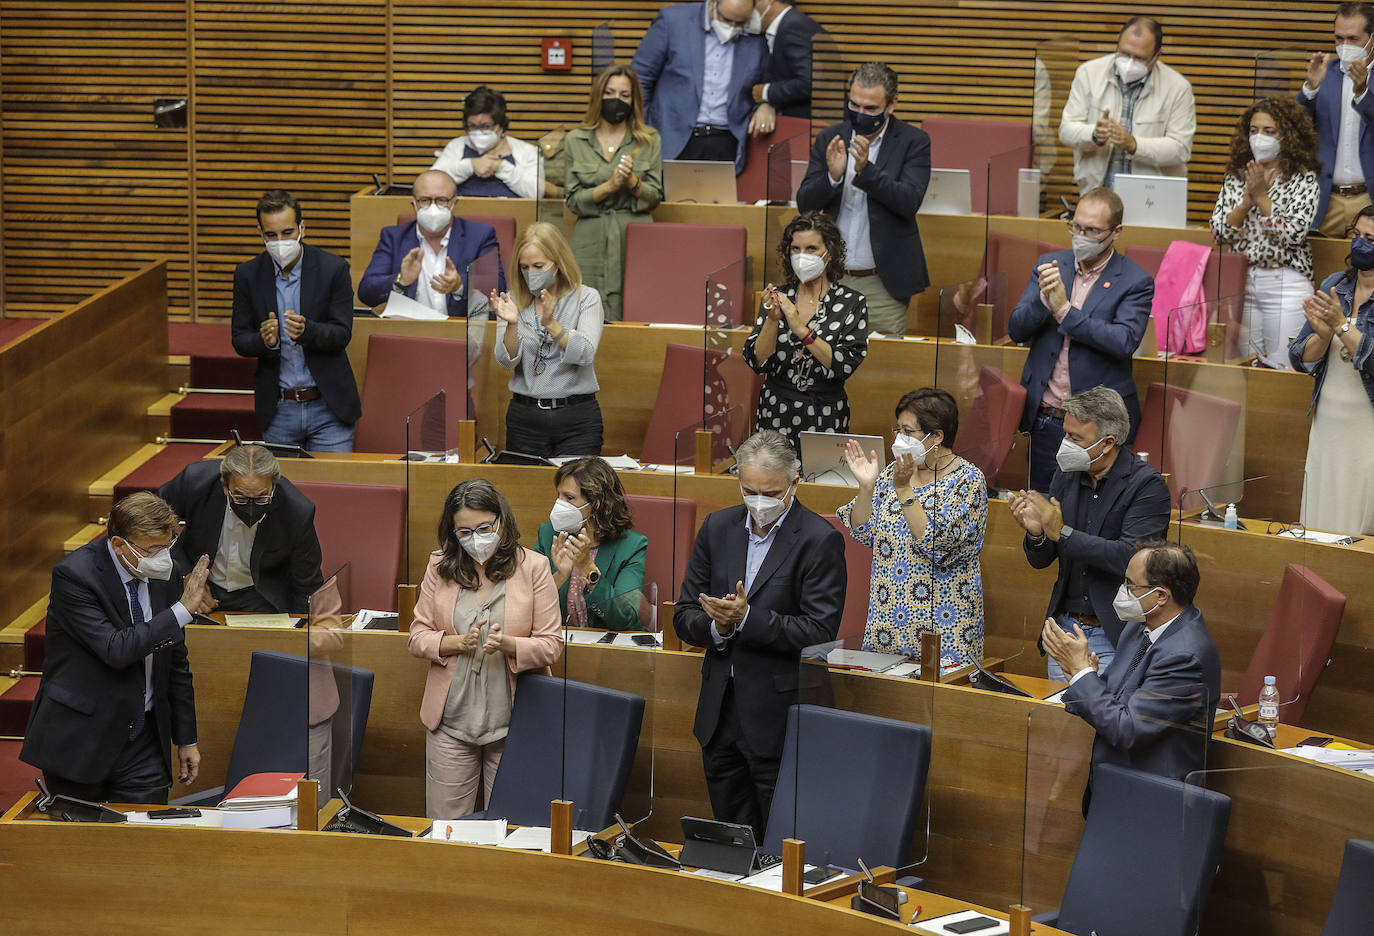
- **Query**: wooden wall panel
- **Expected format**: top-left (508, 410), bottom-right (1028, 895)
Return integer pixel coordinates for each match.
top-left (0, 2), bottom-right (1349, 318)
top-left (189, 1), bottom-right (387, 317)
top-left (0, 2), bottom-right (190, 314)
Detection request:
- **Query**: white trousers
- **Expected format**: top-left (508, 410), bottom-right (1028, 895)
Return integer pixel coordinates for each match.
top-left (1242, 266), bottom-right (1312, 366)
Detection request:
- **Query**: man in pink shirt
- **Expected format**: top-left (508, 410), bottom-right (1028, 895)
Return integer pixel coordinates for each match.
top-left (1008, 186), bottom-right (1155, 492)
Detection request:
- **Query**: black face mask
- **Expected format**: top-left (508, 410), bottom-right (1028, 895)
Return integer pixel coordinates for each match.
top-left (600, 98), bottom-right (633, 126)
top-left (230, 498), bottom-right (271, 528)
top-left (845, 105), bottom-right (886, 137)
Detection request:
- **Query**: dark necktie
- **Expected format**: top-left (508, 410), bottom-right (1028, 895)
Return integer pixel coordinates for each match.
top-left (1112, 637), bottom-right (1150, 696)
top-left (126, 579), bottom-right (147, 739)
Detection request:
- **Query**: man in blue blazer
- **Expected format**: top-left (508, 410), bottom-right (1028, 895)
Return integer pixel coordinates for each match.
top-left (631, 0), bottom-right (768, 174)
top-left (357, 169), bottom-right (506, 316)
top-left (232, 189), bottom-right (362, 452)
top-left (1007, 186), bottom-right (1153, 492)
top-left (749, 0), bottom-right (823, 119)
top-left (1298, 4), bottom-right (1374, 235)
top-left (1045, 540), bottom-right (1220, 793)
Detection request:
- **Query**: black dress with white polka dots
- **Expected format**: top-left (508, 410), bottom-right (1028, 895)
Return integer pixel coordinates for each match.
top-left (742, 282), bottom-right (869, 451)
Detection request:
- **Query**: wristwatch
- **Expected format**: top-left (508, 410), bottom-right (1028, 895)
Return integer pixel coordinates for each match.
top-left (392, 276), bottom-right (406, 293)
top-left (585, 568), bottom-right (601, 588)
top-left (1339, 320), bottom-right (1353, 335)
top-left (898, 491), bottom-right (919, 507)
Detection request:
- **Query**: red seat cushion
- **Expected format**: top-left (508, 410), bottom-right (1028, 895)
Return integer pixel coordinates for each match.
top-left (292, 481), bottom-right (406, 612)
top-left (1236, 564), bottom-right (1346, 724)
top-left (736, 115), bottom-right (811, 203)
top-left (956, 366), bottom-right (1026, 489)
top-left (1134, 382), bottom-right (1241, 509)
top-left (641, 343), bottom-right (740, 464)
top-left (169, 394), bottom-right (259, 440)
top-left (625, 494), bottom-right (697, 618)
top-left (827, 515), bottom-right (871, 643)
top-left (353, 333), bottom-right (468, 454)
top-left (623, 223), bottom-right (749, 326)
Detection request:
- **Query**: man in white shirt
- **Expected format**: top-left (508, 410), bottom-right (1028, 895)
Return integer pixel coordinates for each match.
top-left (1044, 540), bottom-right (1221, 789)
top-left (1300, 2), bottom-right (1374, 235)
top-left (159, 444), bottom-right (324, 614)
top-left (1059, 16), bottom-right (1196, 194)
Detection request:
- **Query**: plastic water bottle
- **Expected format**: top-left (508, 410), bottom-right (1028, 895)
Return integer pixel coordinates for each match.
top-left (1258, 675), bottom-right (1280, 739)
top-left (1224, 503), bottom-right (1239, 530)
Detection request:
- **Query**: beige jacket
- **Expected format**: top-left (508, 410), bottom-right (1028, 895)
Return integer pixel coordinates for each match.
top-left (1058, 54), bottom-right (1196, 194)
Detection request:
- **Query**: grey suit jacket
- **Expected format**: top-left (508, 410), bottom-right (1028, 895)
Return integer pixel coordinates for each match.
top-left (1062, 604), bottom-right (1221, 784)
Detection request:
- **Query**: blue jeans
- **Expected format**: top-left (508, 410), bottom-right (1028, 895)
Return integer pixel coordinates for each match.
top-left (264, 398), bottom-right (354, 452)
top-left (1046, 613), bottom-right (1116, 682)
top-left (1027, 410), bottom-right (1066, 494)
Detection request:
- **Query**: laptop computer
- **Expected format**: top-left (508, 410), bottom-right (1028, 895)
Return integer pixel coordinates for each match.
top-left (1113, 172), bottom-right (1188, 228)
top-left (917, 168), bottom-right (973, 215)
top-left (663, 159), bottom-right (739, 204)
top-left (799, 430), bottom-right (884, 486)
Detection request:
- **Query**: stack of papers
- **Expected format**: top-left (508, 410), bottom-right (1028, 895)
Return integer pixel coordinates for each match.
top-left (218, 772), bottom-right (301, 829)
top-left (737, 864), bottom-right (845, 892)
top-left (426, 820), bottom-right (592, 852)
top-left (910, 911), bottom-right (1010, 934)
top-left (1280, 745), bottom-right (1374, 776)
top-left (827, 649), bottom-right (908, 673)
top-left (380, 292), bottom-right (450, 321)
top-left (224, 613), bottom-right (300, 629)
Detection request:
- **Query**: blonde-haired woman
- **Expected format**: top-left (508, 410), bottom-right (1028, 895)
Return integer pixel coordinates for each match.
top-left (491, 221), bottom-right (605, 456)
top-left (565, 63), bottom-right (664, 321)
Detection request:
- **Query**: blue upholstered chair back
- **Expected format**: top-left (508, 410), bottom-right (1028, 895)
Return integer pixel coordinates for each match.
top-left (1322, 839), bottom-right (1374, 936)
top-left (223, 650), bottom-right (374, 798)
top-left (483, 674), bottom-right (645, 831)
top-left (761, 704), bottom-right (932, 870)
top-left (1055, 764), bottom-right (1231, 936)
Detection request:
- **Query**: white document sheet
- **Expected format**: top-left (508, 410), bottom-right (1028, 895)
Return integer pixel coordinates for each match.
top-left (380, 291), bottom-right (450, 321)
top-left (429, 819), bottom-right (509, 844)
top-left (909, 909), bottom-right (1010, 934)
top-left (498, 826), bottom-right (592, 852)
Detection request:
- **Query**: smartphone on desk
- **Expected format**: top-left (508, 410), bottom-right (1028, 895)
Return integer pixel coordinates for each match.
top-left (803, 865), bottom-right (838, 885)
top-left (631, 634), bottom-right (658, 647)
top-left (944, 917), bottom-right (999, 934)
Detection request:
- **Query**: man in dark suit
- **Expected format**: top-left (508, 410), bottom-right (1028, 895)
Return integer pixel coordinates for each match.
top-left (796, 62), bottom-right (930, 335)
top-left (1008, 386), bottom-right (1171, 681)
top-left (674, 430), bottom-right (846, 838)
top-left (21, 493), bottom-right (214, 804)
top-left (1299, 3), bottom-right (1374, 235)
top-left (747, 0), bottom-right (822, 120)
top-left (356, 169), bottom-right (506, 316)
top-left (232, 189), bottom-right (362, 452)
top-left (1045, 539), bottom-right (1220, 787)
top-left (158, 444), bottom-right (323, 614)
top-left (1007, 186), bottom-right (1154, 493)
top-left (631, 0), bottom-right (768, 173)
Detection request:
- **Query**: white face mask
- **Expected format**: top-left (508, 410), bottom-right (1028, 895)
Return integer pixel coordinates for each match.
top-left (790, 252), bottom-right (826, 284)
top-left (1055, 435), bottom-right (1108, 473)
top-left (743, 8), bottom-right (763, 34)
top-left (1112, 583), bottom-right (1162, 623)
top-left (122, 540), bottom-right (175, 582)
top-left (1337, 42), bottom-right (1368, 70)
top-left (1248, 133), bottom-right (1281, 163)
top-left (1114, 53), bottom-right (1150, 84)
top-left (741, 481), bottom-right (793, 528)
top-left (467, 129), bottom-right (500, 154)
top-left (549, 498), bottom-right (588, 534)
top-left (264, 233), bottom-right (302, 269)
top-left (460, 530), bottom-right (500, 564)
top-left (891, 431), bottom-right (930, 463)
top-left (416, 203), bottom-right (453, 234)
top-left (712, 16), bottom-right (741, 44)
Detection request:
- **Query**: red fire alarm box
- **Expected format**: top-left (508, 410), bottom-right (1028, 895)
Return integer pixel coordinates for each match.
top-left (541, 38), bottom-right (572, 72)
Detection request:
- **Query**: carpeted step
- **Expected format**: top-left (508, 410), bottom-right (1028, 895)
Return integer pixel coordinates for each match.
top-left (23, 619), bottom-right (45, 673)
top-left (0, 678), bottom-right (38, 738)
top-left (0, 740), bottom-right (40, 814)
top-left (170, 322), bottom-right (254, 390)
top-left (170, 393), bottom-right (259, 440)
top-left (112, 443), bottom-right (217, 503)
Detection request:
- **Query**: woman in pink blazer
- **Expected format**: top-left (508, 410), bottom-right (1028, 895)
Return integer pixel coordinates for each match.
top-left (408, 478), bottom-right (564, 818)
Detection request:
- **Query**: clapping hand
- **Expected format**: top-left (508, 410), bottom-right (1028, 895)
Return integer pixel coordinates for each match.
top-left (456, 621), bottom-right (482, 654)
top-left (258, 315), bottom-right (279, 347)
top-left (825, 135), bottom-right (848, 180)
top-left (611, 154), bottom-right (634, 190)
top-left (761, 285), bottom-right (783, 321)
top-left (1037, 262), bottom-right (1067, 312)
top-left (1093, 108), bottom-right (1114, 144)
top-left (283, 310), bottom-right (306, 341)
top-left (1041, 617), bottom-right (1093, 677)
top-left (1302, 288), bottom-right (1344, 339)
top-left (774, 290), bottom-right (801, 330)
top-left (1352, 38), bottom-right (1374, 95)
top-left (698, 581), bottom-right (749, 634)
top-left (551, 532), bottom-right (577, 577)
top-left (843, 438), bottom-right (882, 490)
top-left (1242, 160), bottom-right (1277, 201)
top-left (489, 289), bottom-right (520, 324)
top-left (400, 246), bottom-right (424, 287)
top-left (430, 257), bottom-right (461, 296)
top-left (1007, 490), bottom-right (1044, 536)
top-left (483, 622), bottom-right (507, 655)
top-left (535, 288), bottom-right (557, 329)
top-left (892, 452), bottom-right (917, 491)
top-left (180, 555), bottom-right (217, 615)
top-left (848, 133), bottom-right (872, 173)
top-left (471, 152), bottom-right (502, 178)
top-left (1307, 52), bottom-right (1332, 90)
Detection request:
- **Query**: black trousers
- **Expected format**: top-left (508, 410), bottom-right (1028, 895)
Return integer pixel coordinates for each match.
top-left (677, 131), bottom-right (738, 163)
top-left (701, 681), bottom-right (781, 842)
top-left (43, 716), bottom-right (171, 805)
top-left (209, 581), bottom-right (273, 612)
top-left (504, 397), bottom-right (604, 459)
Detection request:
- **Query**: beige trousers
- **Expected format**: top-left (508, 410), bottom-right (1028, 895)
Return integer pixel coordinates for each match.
top-left (1318, 190), bottom-right (1374, 237)
top-left (426, 728), bottom-right (505, 819)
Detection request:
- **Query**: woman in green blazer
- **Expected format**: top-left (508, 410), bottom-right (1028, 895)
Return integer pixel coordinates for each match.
top-left (535, 456), bottom-right (649, 631)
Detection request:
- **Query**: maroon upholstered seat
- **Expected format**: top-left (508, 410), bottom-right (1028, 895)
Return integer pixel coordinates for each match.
top-left (923, 117), bottom-right (1033, 215)
top-left (353, 333), bottom-right (468, 454)
top-left (625, 493), bottom-right (697, 621)
top-left (826, 515), bottom-right (871, 643)
top-left (956, 366), bottom-right (1027, 490)
top-left (1233, 564), bottom-right (1345, 725)
top-left (292, 480), bottom-right (406, 612)
top-left (622, 223), bottom-right (749, 326)
top-left (735, 115), bottom-right (811, 203)
top-left (1133, 382), bottom-right (1242, 509)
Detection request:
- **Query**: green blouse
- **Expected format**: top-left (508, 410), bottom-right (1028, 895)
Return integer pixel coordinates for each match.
top-left (534, 521), bottom-right (650, 631)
